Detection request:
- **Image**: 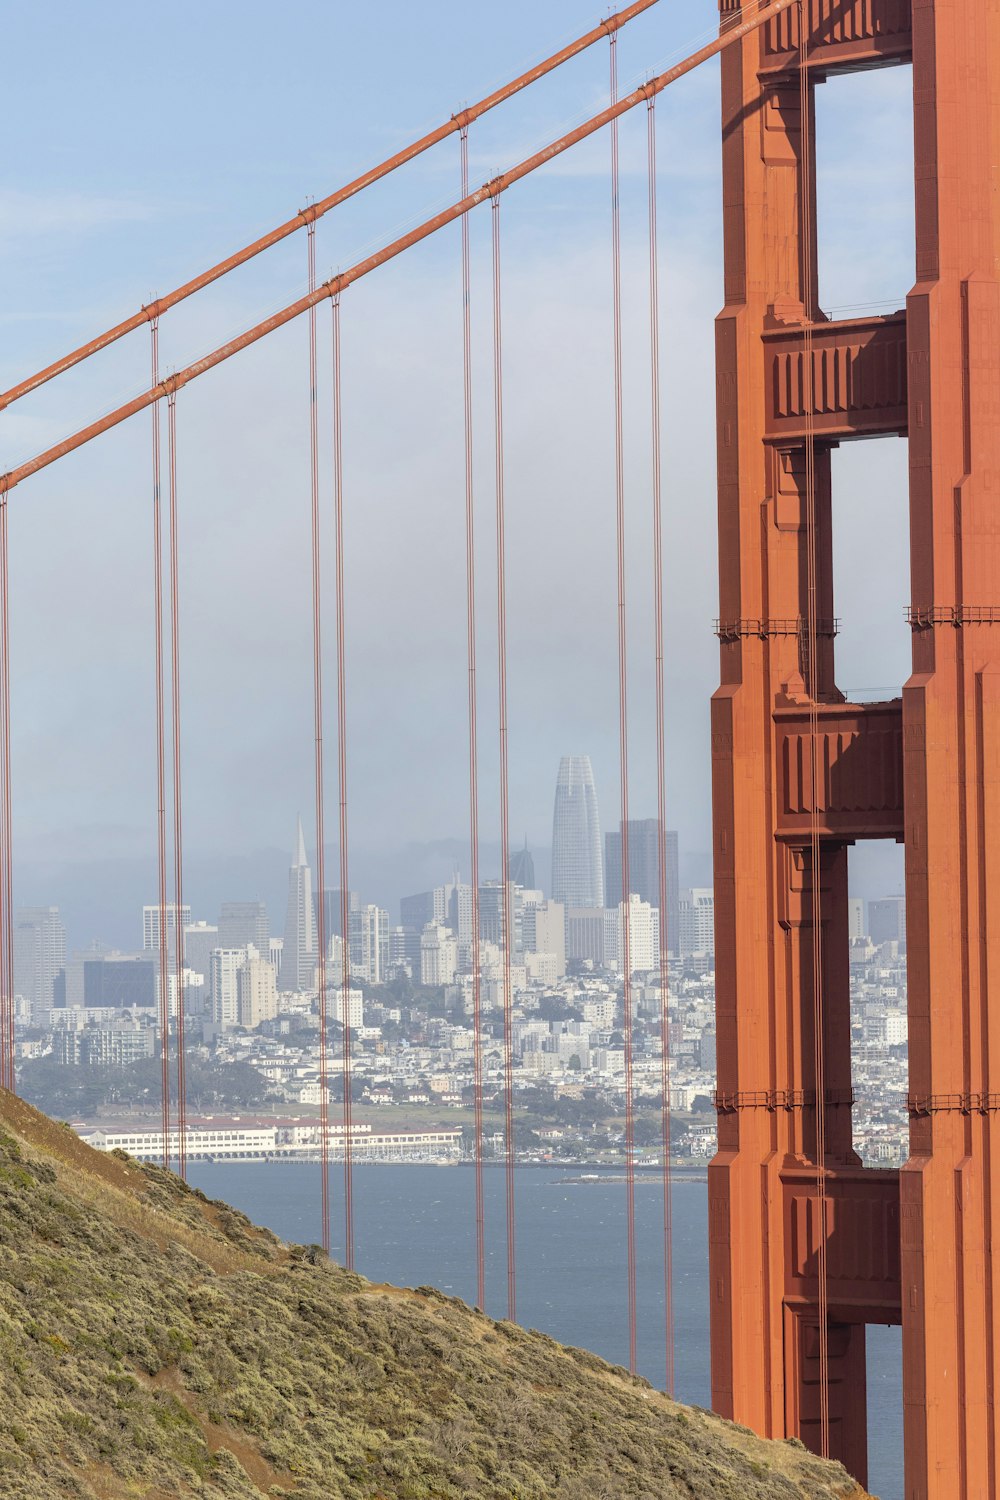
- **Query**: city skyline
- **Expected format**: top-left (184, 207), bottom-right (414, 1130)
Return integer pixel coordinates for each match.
top-left (7, 776), bottom-right (907, 959)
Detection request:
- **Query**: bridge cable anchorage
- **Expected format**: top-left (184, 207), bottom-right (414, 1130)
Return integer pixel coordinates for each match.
top-left (491, 194), bottom-right (516, 1324)
top-left (307, 222), bottom-right (332, 1259)
top-left (0, 0), bottom-right (797, 499)
top-left (150, 319), bottom-right (172, 1171)
top-left (460, 123), bottom-right (487, 1314)
top-left (799, 5), bottom-right (831, 1456)
top-left (609, 31), bottom-right (638, 1379)
top-left (167, 391), bottom-right (187, 1179)
top-left (0, 491), bottom-right (11, 1093)
top-left (332, 291), bottom-right (355, 1272)
top-left (646, 91), bottom-right (674, 1398)
top-left (0, 1), bottom-right (660, 414)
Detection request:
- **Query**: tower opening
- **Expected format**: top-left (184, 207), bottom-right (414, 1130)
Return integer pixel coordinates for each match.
top-left (815, 65), bottom-right (914, 318)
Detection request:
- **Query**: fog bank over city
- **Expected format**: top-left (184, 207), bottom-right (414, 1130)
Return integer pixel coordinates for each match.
top-left (2, 5), bottom-right (913, 925)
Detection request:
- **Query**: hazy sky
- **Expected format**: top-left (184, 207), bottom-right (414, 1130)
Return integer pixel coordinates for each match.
top-left (1, 2), bottom-right (914, 937)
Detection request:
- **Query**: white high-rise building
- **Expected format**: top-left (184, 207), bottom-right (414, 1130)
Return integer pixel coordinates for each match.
top-left (420, 921), bottom-right (457, 986)
top-left (679, 888), bottom-right (715, 960)
top-left (349, 905), bottom-right (389, 983)
top-left (551, 756), bottom-right (603, 907)
top-left (603, 895), bottom-right (660, 975)
top-left (237, 945), bottom-right (278, 1029)
top-left (448, 883), bottom-right (475, 969)
top-left (330, 985), bottom-right (364, 1029)
top-left (158, 968), bottom-right (206, 1021)
top-left (522, 898), bottom-right (566, 978)
top-left (280, 817), bottom-right (317, 992)
top-left (142, 903), bottom-right (191, 961)
top-left (211, 948), bottom-right (246, 1028)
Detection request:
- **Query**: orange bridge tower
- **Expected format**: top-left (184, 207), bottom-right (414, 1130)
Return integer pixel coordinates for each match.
top-left (709, 1), bottom-right (1000, 1494)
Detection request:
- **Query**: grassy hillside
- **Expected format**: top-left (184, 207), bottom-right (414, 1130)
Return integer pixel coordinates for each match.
top-left (0, 1089), bottom-right (870, 1499)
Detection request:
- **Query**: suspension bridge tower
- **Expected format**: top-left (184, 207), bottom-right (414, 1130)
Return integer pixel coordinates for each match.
top-left (709, 0), bottom-right (1000, 1493)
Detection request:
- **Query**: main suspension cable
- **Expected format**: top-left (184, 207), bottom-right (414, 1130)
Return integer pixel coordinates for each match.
top-left (609, 31), bottom-right (638, 1377)
top-left (0, 0), bottom-right (798, 500)
top-left (461, 124), bottom-right (487, 1313)
top-left (799, 5), bottom-right (831, 1454)
top-left (490, 194), bottom-right (516, 1324)
top-left (167, 392), bottom-right (187, 1179)
top-left (0, 2), bottom-right (660, 414)
top-left (647, 92), bottom-right (674, 1397)
top-left (150, 320), bottom-right (172, 1171)
top-left (332, 292), bottom-right (355, 1272)
top-left (307, 222), bottom-right (332, 1258)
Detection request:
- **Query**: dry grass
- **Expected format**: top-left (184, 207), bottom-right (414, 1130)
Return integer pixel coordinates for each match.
top-left (0, 1089), bottom-right (873, 1500)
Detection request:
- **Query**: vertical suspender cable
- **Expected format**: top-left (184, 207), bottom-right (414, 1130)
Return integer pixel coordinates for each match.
top-left (307, 221), bottom-right (332, 1258)
top-left (609, 30), bottom-right (638, 1377)
top-left (0, 492), bottom-right (12, 1094)
top-left (490, 193), bottom-right (516, 1323)
top-left (461, 125), bottom-right (487, 1312)
top-left (332, 291), bottom-right (355, 1271)
top-left (799, 5), bottom-right (830, 1454)
top-left (167, 392), bottom-right (187, 1179)
top-left (151, 320), bottom-right (172, 1170)
top-left (647, 92), bottom-right (674, 1397)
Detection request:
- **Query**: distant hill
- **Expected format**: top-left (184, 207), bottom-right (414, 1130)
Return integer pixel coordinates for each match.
top-left (0, 1089), bottom-right (870, 1499)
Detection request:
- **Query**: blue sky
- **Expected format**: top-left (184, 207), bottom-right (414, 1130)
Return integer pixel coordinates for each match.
top-left (2, 2), bottom-right (914, 937)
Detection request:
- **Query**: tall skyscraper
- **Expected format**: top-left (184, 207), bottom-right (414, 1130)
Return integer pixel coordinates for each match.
top-left (183, 922), bottom-right (219, 991)
top-left (400, 890), bottom-right (436, 931)
top-left (237, 946), bottom-right (279, 1029)
top-left (678, 888), bottom-right (715, 960)
top-left (211, 948), bottom-right (245, 1028)
top-left (508, 838), bottom-right (535, 890)
top-left (603, 895), bottom-right (661, 975)
top-left (13, 907), bottom-right (66, 1024)
top-left (280, 817), bottom-right (317, 992)
top-left (604, 821), bottom-right (679, 955)
top-left (869, 896), bottom-right (906, 948)
top-left (218, 900), bottom-right (269, 954)
top-left (478, 880), bottom-right (523, 956)
top-left (420, 922), bottom-right (457, 987)
top-left (847, 898), bottom-right (866, 941)
top-left (315, 888), bottom-right (359, 948)
top-left (522, 899), bottom-right (566, 977)
top-left (142, 903), bottom-right (191, 962)
top-left (82, 956), bottom-right (156, 1010)
top-left (551, 755), bottom-right (603, 908)
top-left (349, 905), bottom-right (389, 983)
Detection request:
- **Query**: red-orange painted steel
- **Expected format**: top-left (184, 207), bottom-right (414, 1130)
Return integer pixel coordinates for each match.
top-left (709, 1), bottom-right (1000, 1494)
top-left (0, 0), bottom-right (660, 414)
top-left (902, 2), bottom-right (1000, 1492)
top-left (710, 0), bottom-right (890, 1479)
top-left (0, 0), bottom-right (795, 498)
